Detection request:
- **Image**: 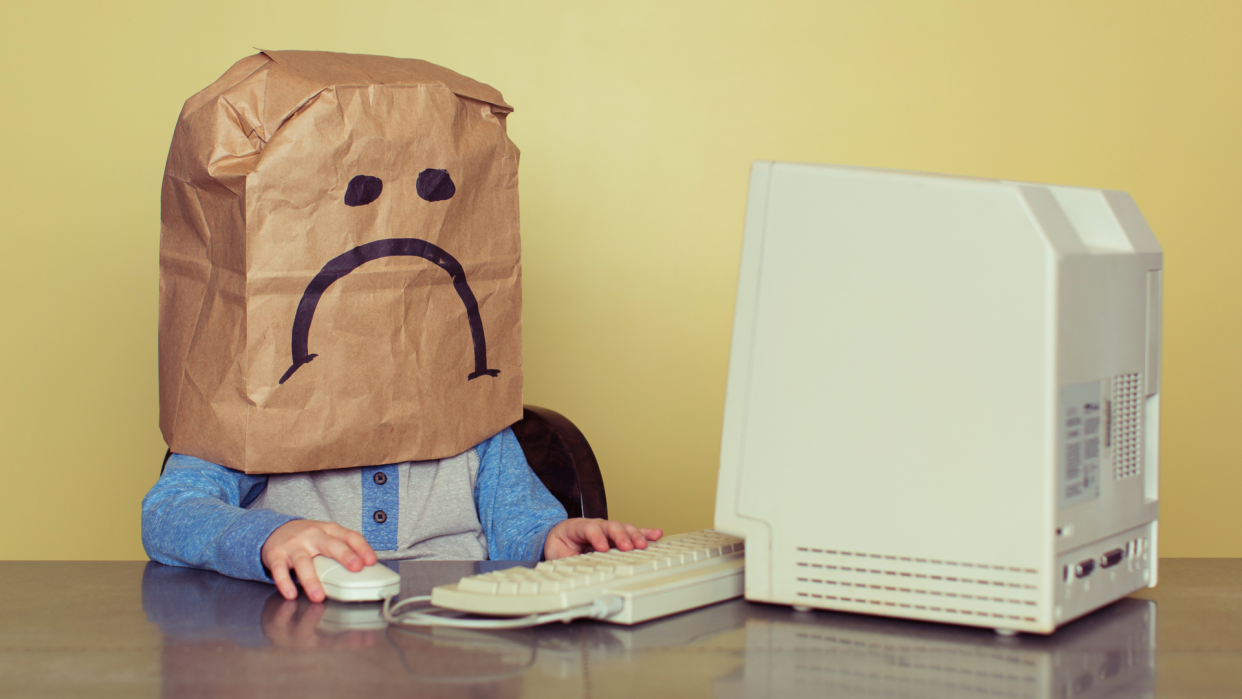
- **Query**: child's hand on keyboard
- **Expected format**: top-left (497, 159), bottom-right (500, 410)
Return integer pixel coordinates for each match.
top-left (543, 518), bottom-right (663, 560)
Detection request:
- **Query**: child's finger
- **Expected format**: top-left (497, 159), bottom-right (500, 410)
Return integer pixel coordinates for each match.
top-left (602, 520), bottom-right (635, 551)
top-left (270, 560), bottom-right (299, 600)
top-left (640, 528), bottom-right (663, 541)
top-left (341, 529), bottom-right (378, 565)
top-left (291, 555), bottom-right (325, 603)
top-left (583, 521), bottom-right (613, 552)
top-left (622, 523), bottom-right (648, 548)
top-left (323, 538), bottom-right (364, 572)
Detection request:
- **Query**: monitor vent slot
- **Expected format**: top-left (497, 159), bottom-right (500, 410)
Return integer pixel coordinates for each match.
top-left (1112, 373), bottom-right (1143, 479)
top-left (792, 548), bottom-right (1040, 624)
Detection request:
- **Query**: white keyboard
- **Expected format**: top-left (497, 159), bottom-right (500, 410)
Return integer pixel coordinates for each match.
top-left (430, 530), bottom-right (745, 625)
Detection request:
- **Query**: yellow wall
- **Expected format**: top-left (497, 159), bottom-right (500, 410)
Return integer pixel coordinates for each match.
top-left (1, 1), bottom-right (1238, 559)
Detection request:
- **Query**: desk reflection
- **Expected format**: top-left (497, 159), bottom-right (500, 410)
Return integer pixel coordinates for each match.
top-left (726, 600), bottom-right (1155, 699)
top-left (141, 562), bottom-right (1154, 699)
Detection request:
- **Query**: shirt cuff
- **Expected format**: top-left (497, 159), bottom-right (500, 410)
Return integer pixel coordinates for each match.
top-left (534, 520), bottom-right (560, 562)
top-left (217, 508), bottom-right (303, 583)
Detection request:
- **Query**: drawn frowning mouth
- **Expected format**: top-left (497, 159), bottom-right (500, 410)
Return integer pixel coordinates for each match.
top-left (278, 238), bottom-right (499, 385)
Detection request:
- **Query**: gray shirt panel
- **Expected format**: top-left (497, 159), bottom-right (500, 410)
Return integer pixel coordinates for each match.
top-left (247, 450), bottom-right (488, 561)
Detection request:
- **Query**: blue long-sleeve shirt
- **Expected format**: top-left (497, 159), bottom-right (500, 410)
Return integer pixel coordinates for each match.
top-left (142, 427), bottom-right (567, 583)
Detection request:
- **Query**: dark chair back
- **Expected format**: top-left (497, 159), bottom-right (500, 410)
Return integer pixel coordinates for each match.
top-left (511, 405), bottom-right (608, 519)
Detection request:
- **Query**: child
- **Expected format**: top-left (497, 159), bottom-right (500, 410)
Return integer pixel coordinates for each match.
top-left (142, 430), bottom-right (662, 603)
top-left (147, 51), bottom-right (661, 603)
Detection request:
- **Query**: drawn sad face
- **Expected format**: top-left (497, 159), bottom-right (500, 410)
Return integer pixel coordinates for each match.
top-left (245, 84), bottom-right (520, 410)
top-left (278, 168), bottom-right (497, 385)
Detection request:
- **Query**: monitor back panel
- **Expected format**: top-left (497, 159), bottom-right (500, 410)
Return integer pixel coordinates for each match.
top-left (715, 163), bottom-right (1161, 634)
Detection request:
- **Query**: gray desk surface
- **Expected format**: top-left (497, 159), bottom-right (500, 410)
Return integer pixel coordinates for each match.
top-left (1, 559), bottom-right (1237, 698)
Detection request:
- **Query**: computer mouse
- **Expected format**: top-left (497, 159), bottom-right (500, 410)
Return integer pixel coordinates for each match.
top-left (310, 556), bottom-right (401, 602)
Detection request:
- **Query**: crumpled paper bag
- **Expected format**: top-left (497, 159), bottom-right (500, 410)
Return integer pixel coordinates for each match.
top-left (159, 50), bottom-right (522, 474)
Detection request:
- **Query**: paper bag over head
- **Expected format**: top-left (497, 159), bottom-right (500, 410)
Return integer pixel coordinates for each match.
top-left (159, 50), bottom-right (522, 474)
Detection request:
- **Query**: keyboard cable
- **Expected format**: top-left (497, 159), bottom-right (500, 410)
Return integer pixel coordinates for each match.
top-left (382, 593), bottom-right (625, 629)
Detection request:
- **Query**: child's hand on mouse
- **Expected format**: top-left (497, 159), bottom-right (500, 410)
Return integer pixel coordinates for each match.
top-left (261, 520), bottom-right (378, 602)
top-left (543, 518), bottom-right (663, 560)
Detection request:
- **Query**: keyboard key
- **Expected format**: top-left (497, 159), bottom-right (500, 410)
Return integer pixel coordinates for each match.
top-left (608, 558), bottom-right (656, 576)
top-left (459, 577), bottom-right (499, 594)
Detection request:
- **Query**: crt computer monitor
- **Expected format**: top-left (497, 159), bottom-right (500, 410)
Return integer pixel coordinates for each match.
top-left (714, 162), bottom-right (1162, 634)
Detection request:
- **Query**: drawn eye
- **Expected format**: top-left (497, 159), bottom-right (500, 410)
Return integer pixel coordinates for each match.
top-left (416, 169), bottom-right (455, 202)
top-left (344, 175), bottom-right (383, 207)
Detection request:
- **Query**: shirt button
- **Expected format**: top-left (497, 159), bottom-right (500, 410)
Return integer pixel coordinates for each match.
top-left (373, 472), bottom-right (387, 485)
top-left (373, 510), bottom-right (387, 524)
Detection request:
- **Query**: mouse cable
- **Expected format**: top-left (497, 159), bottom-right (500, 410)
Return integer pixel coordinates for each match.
top-left (381, 594), bottom-right (624, 629)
